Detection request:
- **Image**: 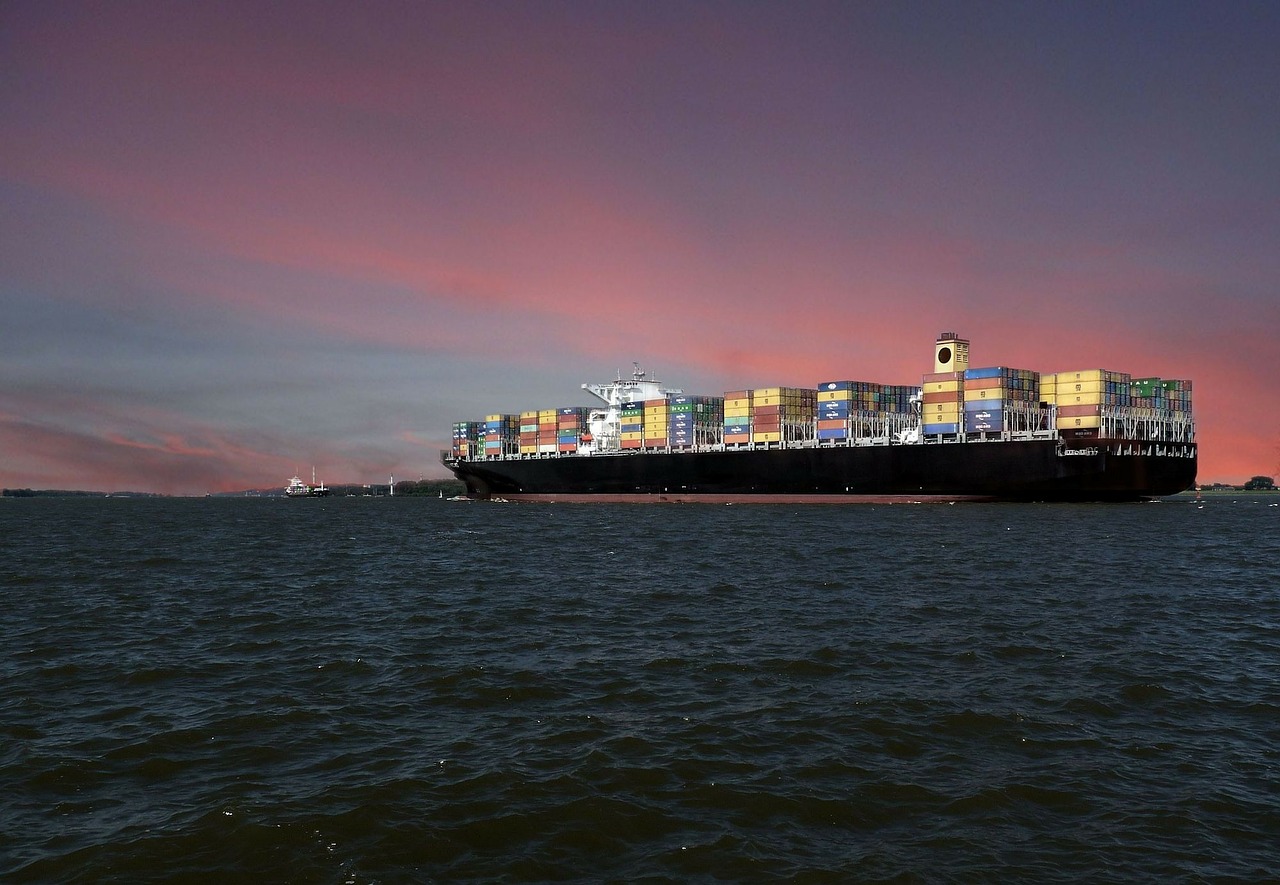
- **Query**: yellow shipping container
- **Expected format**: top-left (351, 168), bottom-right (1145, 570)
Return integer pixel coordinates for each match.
top-left (1056, 415), bottom-right (1102, 429)
top-left (752, 387), bottom-right (782, 399)
top-left (484, 413), bottom-right (504, 422)
top-left (928, 406), bottom-right (962, 419)
top-left (520, 410), bottom-right (539, 420)
top-left (1056, 369), bottom-right (1129, 385)
top-left (818, 389), bottom-right (852, 402)
top-left (1059, 380), bottom-right (1113, 395)
top-left (1056, 369), bottom-right (1107, 383)
top-left (519, 444), bottom-right (538, 454)
top-left (924, 379), bottom-right (962, 394)
top-left (1057, 392), bottom-right (1104, 406)
top-left (963, 386), bottom-right (1009, 401)
top-left (620, 431), bottom-right (644, 441)
top-left (753, 431), bottom-right (782, 442)
top-left (538, 409), bottom-right (557, 419)
top-left (725, 397), bottom-right (751, 410)
top-left (1041, 392), bottom-right (1057, 405)
top-left (724, 405), bottom-right (751, 418)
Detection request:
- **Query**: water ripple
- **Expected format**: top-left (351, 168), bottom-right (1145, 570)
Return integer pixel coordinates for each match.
top-left (3, 497), bottom-right (1280, 880)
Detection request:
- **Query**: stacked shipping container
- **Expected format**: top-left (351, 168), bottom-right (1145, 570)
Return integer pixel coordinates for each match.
top-left (1162, 379), bottom-right (1193, 417)
top-left (815, 381), bottom-right (916, 440)
top-left (557, 407), bottom-right (590, 453)
top-left (962, 367), bottom-right (1040, 434)
top-left (619, 400), bottom-right (644, 450)
top-left (921, 371), bottom-right (964, 434)
top-left (643, 398), bottom-right (669, 448)
top-left (723, 391), bottom-right (751, 445)
top-left (517, 409), bottom-right (566, 454)
top-left (451, 347), bottom-right (1195, 458)
top-left (482, 414), bottom-right (521, 458)
top-left (738, 387), bottom-right (817, 444)
top-left (668, 395), bottom-right (724, 449)
top-left (451, 421), bottom-right (483, 459)
top-left (1134, 379), bottom-right (1193, 417)
top-left (1046, 369), bottom-right (1131, 436)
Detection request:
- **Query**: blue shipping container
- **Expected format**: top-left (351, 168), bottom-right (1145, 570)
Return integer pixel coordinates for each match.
top-left (965, 412), bottom-right (1003, 432)
top-left (964, 366), bottom-right (1007, 380)
top-left (963, 399), bottom-right (1004, 412)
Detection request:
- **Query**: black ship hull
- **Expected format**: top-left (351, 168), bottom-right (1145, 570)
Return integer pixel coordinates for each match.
top-left (444, 438), bottom-right (1197, 503)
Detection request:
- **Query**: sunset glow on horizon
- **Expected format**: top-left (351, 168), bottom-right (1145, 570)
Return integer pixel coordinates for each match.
top-left (3, 2), bottom-right (1278, 494)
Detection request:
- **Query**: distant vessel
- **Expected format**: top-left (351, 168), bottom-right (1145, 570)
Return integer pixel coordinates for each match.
top-left (285, 467), bottom-right (330, 497)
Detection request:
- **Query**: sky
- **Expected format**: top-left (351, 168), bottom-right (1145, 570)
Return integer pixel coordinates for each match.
top-left (2, 1), bottom-right (1277, 493)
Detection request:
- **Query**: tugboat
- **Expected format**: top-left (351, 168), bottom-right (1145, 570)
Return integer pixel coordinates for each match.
top-left (285, 467), bottom-right (330, 497)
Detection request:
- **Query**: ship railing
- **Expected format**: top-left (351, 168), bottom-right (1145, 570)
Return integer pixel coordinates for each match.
top-left (1099, 407), bottom-right (1197, 444)
top-left (473, 415), bottom-right (1194, 460)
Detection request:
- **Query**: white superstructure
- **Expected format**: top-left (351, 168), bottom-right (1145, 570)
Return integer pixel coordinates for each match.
top-left (579, 363), bottom-right (682, 454)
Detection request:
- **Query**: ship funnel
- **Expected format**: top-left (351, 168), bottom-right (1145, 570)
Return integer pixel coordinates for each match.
top-left (934, 332), bottom-right (970, 374)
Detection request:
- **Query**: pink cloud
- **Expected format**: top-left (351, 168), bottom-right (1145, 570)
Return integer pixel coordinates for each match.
top-left (4, 3), bottom-right (1276, 491)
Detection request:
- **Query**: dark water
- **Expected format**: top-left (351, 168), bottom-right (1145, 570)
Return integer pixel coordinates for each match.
top-left (3, 495), bottom-right (1280, 882)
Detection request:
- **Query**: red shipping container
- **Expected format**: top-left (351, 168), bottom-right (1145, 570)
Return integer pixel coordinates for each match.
top-left (1057, 404), bottom-right (1102, 418)
top-left (921, 390), bottom-right (962, 404)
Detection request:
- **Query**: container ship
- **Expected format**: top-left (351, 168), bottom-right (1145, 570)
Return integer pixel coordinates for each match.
top-left (442, 333), bottom-right (1197, 503)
